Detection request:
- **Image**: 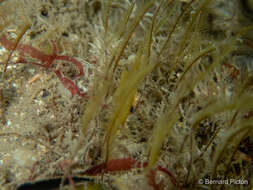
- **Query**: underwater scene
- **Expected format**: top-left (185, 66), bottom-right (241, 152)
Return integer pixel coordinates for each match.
top-left (0, 0), bottom-right (253, 189)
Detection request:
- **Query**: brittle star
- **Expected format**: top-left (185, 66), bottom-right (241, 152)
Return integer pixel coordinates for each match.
top-left (0, 34), bottom-right (91, 98)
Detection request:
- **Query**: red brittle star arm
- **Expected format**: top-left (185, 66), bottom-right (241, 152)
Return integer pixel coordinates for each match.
top-left (54, 69), bottom-right (89, 99)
